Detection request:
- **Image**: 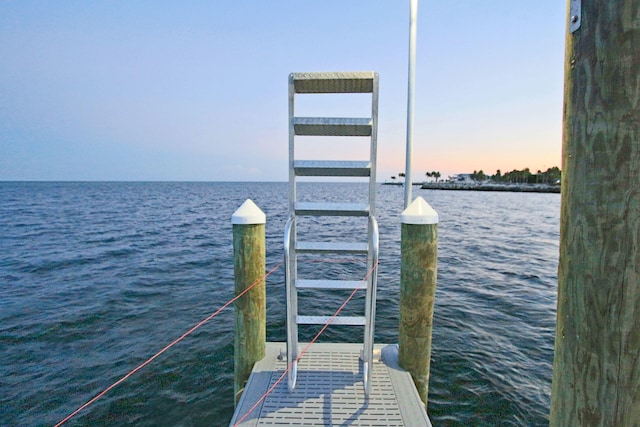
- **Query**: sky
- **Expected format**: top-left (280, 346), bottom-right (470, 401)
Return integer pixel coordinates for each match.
top-left (0, 1), bottom-right (566, 182)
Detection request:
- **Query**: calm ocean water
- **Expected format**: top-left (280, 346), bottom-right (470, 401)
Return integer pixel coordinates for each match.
top-left (0, 182), bottom-right (559, 426)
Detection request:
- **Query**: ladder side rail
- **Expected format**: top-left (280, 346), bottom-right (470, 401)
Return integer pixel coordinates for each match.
top-left (288, 74), bottom-right (296, 213)
top-left (284, 216), bottom-right (298, 391)
top-left (369, 73), bottom-right (379, 217)
top-left (286, 74), bottom-right (298, 392)
top-left (363, 74), bottom-right (379, 395)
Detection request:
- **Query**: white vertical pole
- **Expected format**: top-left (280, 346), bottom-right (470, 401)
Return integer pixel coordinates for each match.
top-left (404, 0), bottom-right (418, 209)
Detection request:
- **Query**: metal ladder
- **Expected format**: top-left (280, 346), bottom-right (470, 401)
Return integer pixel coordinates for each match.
top-left (284, 71), bottom-right (379, 395)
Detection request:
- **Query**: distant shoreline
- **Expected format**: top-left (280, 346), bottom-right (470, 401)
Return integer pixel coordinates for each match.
top-left (419, 182), bottom-right (561, 194)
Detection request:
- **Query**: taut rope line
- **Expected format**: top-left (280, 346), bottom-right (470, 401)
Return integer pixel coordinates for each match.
top-left (233, 261), bottom-right (380, 426)
top-left (54, 263), bottom-right (282, 427)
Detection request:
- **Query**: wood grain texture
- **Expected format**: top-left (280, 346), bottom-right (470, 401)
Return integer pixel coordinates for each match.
top-left (550, 1), bottom-right (640, 425)
top-left (399, 223), bottom-right (438, 407)
top-left (233, 223), bottom-right (266, 405)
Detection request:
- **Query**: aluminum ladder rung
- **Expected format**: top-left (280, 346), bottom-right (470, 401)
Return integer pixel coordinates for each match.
top-left (295, 202), bottom-right (369, 217)
top-left (291, 71), bottom-right (375, 94)
top-left (296, 241), bottom-right (368, 254)
top-left (293, 117), bottom-right (372, 137)
top-left (296, 279), bottom-right (368, 290)
top-left (294, 160), bottom-right (371, 177)
top-left (297, 315), bottom-right (367, 326)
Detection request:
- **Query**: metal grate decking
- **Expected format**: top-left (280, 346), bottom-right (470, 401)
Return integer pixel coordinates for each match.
top-left (230, 343), bottom-right (432, 426)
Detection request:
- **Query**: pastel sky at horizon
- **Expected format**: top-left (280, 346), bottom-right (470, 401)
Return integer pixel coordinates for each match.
top-left (1, 1), bottom-right (566, 182)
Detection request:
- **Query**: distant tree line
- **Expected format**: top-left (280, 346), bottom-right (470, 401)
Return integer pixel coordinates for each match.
top-left (425, 171), bottom-right (441, 182)
top-left (391, 171), bottom-right (443, 182)
top-left (389, 167), bottom-right (561, 185)
top-left (471, 167), bottom-right (561, 184)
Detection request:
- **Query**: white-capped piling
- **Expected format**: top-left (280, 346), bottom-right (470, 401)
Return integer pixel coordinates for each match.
top-left (399, 197), bottom-right (438, 407)
top-left (232, 199), bottom-right (266, 405)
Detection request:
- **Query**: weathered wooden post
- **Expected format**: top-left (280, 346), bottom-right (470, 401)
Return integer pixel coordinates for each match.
top-left (232, 199), bottom-right (266, 405)
top-left (550, 0), bottom-right (640, 425)
top-left (399, 196), bottom-right (438, 407)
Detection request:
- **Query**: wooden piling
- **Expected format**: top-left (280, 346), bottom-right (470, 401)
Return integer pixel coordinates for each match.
top-left (550, 1), bottom-right (640, 425)
top-left (232, 199), bottom-right (266, 405)
top-left (399, 197), bottom-right (438, 407)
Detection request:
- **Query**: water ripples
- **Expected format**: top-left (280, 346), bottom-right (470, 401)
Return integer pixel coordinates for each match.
top-left (0, 182), bottom-right (559, 426)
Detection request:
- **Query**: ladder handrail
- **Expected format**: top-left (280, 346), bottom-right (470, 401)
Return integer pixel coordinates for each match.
top-left (363, 216), bottom-right (379, 395)
top-left (284, 215), bottom-right (298, 391)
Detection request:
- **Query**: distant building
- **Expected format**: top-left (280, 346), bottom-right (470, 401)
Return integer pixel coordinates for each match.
top-left (454, 174), bottom-right (473, 183)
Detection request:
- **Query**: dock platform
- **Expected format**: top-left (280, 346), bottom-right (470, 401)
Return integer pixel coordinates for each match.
top-left (230, 342), bottom-right (432, 426)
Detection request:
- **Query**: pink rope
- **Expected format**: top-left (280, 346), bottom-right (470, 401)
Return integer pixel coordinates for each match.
top-left (232, 261), bottom-right (379, 426)
top-left (55, 263), bottom-right (282, 427)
